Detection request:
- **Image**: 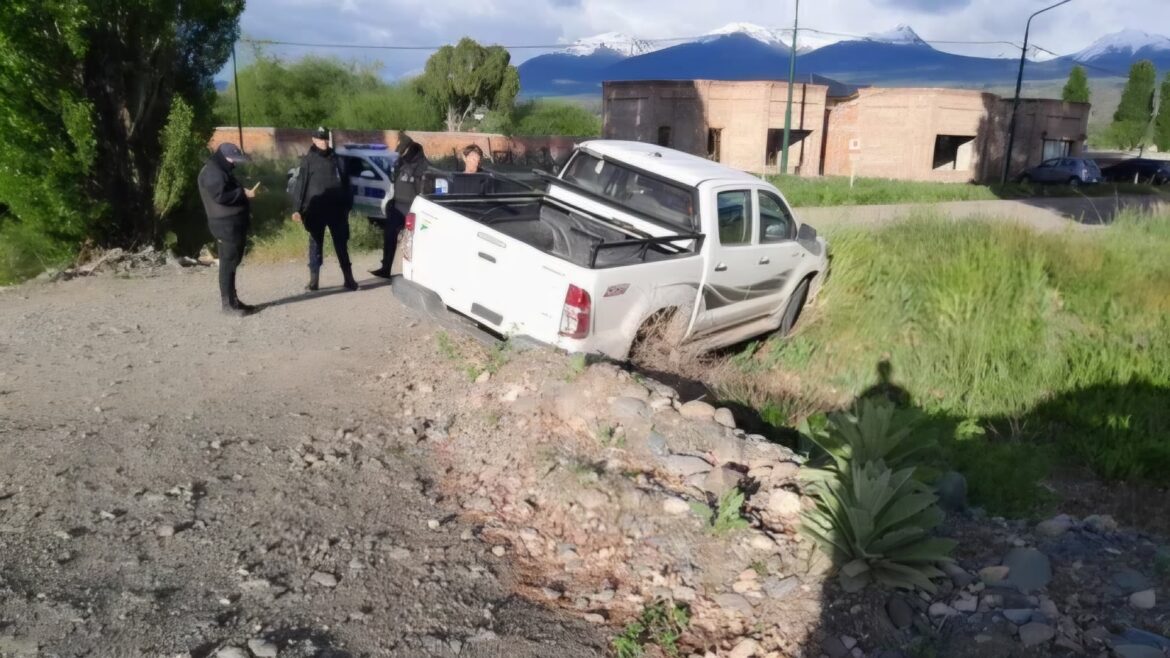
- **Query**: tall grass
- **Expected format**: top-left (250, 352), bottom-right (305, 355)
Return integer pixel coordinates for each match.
top-left (723, 210), bottom-right (1170, 515)
top-left (770, 174), bottom-right (1166, 208)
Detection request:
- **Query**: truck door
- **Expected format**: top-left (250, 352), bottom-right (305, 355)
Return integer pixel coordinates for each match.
top-left (692, 187), bottom-right (785, 334)
top-left (754, 189), bottom-right (805, 313)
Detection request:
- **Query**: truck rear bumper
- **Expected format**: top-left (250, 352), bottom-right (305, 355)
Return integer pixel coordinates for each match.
top-left (391, 276), bottom-right (545, 352)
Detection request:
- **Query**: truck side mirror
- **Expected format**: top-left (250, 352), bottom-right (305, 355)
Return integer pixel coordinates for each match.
top-left (797, 223), bottom-right (817, 242)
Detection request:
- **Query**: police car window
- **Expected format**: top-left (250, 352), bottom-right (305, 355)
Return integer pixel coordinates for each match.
top-left (368, 156), bottom-right (394, 174)
top-left (758, 191), bottom-right (796, 242)
top-left (344, 157), bottom-right (381, 179)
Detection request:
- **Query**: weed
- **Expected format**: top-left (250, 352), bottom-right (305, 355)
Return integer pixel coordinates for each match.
top-left (595, 425), bottom-right (625, 448)
top-left (749, 560), bottom-right (768, 577)
top-left (436, 332), bottom-right (460, 362)
top-left (565, 353), bottom-right (588, 381)
top-left (690, 487), bottom-right (751, 536)
top-left (612, 601), bottom-right (690, 658)
top-left (484, 411), bottom-right (501, 428)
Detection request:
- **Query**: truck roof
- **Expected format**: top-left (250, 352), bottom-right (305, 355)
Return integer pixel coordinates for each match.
top-left (577, 140), bottom-right (763, 188)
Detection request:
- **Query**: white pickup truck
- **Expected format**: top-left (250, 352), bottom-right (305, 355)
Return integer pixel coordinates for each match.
top-left (392, 140), bottom-right (828, 360)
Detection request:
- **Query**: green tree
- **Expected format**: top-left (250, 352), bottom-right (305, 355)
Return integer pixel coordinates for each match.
top-left (1062, 65), bottom-right (1091, 104)
top-left (0, 0), bottom-right (243, 262)
top-left (1111, 60), bottom-right (1157, 150)
top-left (154, 98), bottom-right (204, 221)
top-left (496, 100), bottom-right (602, 137)
top-left (1154, 74), bottom-right (1170, 152)
top-left (418, 38), bottom-right (520, 132)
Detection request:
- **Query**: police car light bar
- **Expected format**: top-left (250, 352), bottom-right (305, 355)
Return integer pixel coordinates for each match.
top-left (342, 144), bottom-right (389, 150)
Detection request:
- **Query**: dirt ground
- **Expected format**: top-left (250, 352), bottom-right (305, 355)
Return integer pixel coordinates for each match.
top-left (0, 256), bottom-right (608, 657)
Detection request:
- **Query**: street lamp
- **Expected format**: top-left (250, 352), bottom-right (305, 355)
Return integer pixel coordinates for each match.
top-left (1001, 0), bottom-right (1074, 183)
top-left (779, 0), bottom-right (800, 176)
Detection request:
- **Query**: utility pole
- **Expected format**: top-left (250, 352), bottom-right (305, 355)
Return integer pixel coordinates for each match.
top-left (232, 43), bottom-right (244, 151)
top-left (780, 0), bottom-right (800, 176)
top-left (1002, 0), bottom-right (1073, 183)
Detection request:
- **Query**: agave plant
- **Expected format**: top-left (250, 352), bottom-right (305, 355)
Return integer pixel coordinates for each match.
top-left (801, 460), bottom-right (956, 593)
top-left (800, 397), bottom-right (935, 472)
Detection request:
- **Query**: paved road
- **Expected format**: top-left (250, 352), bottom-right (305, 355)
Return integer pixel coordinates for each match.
top-left (797, 194), bottom-right (1167, 232)
top-left (0, 255), bottom-right (606, 657)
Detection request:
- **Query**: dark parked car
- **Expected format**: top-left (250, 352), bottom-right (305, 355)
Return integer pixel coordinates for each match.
top-left (1101, 158), bottom-right (1170, 185)
top-left (1018, 157), bottom-right (1102, 186)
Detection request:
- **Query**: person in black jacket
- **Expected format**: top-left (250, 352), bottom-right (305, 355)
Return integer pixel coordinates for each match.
top-left (370, 131), bottom-right (428, 279)
top-left (291, 127), bottom-right (358, 291)
top-left (197, 143), bottom-right (258, 316)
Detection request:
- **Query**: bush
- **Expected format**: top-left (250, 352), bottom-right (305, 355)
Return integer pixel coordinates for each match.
top-left (490, 100), bottom-right (601, 137)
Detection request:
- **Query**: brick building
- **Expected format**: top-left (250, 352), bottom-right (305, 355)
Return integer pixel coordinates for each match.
top-left (602, 80), bottom-right (1091, 183)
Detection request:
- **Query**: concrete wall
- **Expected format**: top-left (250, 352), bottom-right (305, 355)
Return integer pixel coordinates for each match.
top-left (603, 80), bottom-right (829, 175)
top-left (209, 127), bottom-right (579, 166)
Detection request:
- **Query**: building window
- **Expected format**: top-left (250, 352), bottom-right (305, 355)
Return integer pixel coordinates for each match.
top-left (766, 129), bottom-right (812, 171)
top-left (933, 135), bottom-right (976, 171)
top-left (657, 126), bottom-right (672, 148)
top-left (1042, 139), bottom-right (1072, 161)
top-left (707, 128), bottom-right (722, 162)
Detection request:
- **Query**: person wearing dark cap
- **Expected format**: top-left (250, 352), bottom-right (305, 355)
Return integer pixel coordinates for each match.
top-left (197, 142), bottom-right (259, 316)
top-left (291, 127), bottom-right (358, 291)
top-left (370, 131), bottom-right (428, 279)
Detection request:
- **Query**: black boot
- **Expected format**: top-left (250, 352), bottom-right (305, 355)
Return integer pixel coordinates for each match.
top-left (369, 266), bottom-right (391, 279)
top-left (306, 268), bottom-right (320, 292)
top-left (342, 266), bottom-right (359, 291)
top-left (221, 295), bottom-right (248, 317)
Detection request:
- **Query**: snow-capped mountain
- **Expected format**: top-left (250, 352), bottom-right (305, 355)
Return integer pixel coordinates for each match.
top-left (706, 22), bottom-right (789, 48)
top-left (867, 24), bottom-right (929, 47)
top-left (1075, 29), bottom-right (1170, 60)
top-left (560, 32), bottom-right (659, 57)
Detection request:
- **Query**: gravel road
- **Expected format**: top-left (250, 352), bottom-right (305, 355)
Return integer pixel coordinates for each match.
top-left (0, 255), bottom-right (606, 657)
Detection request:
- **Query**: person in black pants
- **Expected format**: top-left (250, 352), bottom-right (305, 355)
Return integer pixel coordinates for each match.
top-left (197, 143), bottom-right (258, 317)
top-left (370, 132), bottom-right (428, 279)
top-left (291, 127), bottom-right (358, 292)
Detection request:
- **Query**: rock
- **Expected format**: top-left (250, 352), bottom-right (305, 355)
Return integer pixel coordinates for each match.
top-left (679, 400), bottom-right (716, 420)
top-left (463, 496), bottom-right (493, 513)
top-left (155, 524), bottom-right (176, 538)
top-left (662, 497), bottom-right (691, 515)
top-left (713, 408), bottom-right (736, 429)
top-left (928, 602), bottom-right (957, 618)
top-left (980, 566), bottom-right (1010, 585)
top-left (714, 593), bottom-right (754, 617)
top-left (762, 576), bottom-right (799, 600)
top-left (953, 594), bottom-right (978, 613)
top-left (1112, 568), bottom-right (1153, 594)
top-left (822, 636), bottom-right (849, 658)
top-left (1018, 622), bottom-right (1055, 647)
top-left (661, 455), bottom-right (712, 478)
top-left (1114, 646), bottom-right (1166, 658)
top-left (671, 586), bottom-right (696, 602)
top-left (934, 471), bottom-right (968, 511)
top-left (1129, 589), bottom-right (1156, 610)
top-left (942, 562), bottom-right (974, 588)
top-left (644, 431), bottom-right (669, 456)
top-left (216, 649), bottom-right (248, 658)
top-left (728, 638), bottom-right (760, 658)
top-left (766, 489), bottom-right (802, 518)
top-left (1116, 628), bottom-right (1170, 651)
top-left (610, 397), bottom-right (649, 420)
top-left (1037, 597), bottom-right (1058, 619)
top-left (702, 465), bottom-right (742, 497)
top-left (583, 613), bottom-right (606, 624)
top-left (426, 519), bottom-right (441, 530)
top-left (310, 571), bottom-right (338, 588)
top-left (247, 639), bottom-right (278, 657)
top-left (1003, 608), bottom-right (1035, 624)
top-left (748, 534), bottom-right (775, 551)
top-left (841, 636), bottom-right (858, 651)
top-left (1035, 514), bottom-right (1075, 538)
top-left (1083, 514), bottom-right (1118, 533)
top-left (887, 596), bottom-right (915, 629)
top-left (1003, 548), bottom-right (1051, 593)
top-left (492, 545), bottom-right (507, 557)
top-left (577, 489), bottom-right (608, 511)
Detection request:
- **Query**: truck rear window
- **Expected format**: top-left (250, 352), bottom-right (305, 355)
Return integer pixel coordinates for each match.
top-left (560, 152), bottom-right (697, 231)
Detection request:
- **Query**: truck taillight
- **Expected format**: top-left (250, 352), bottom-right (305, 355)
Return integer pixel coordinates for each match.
top-left (559, 284), bottom-right (591, 339)
top-left (402, 213), bottom-right (416, 262)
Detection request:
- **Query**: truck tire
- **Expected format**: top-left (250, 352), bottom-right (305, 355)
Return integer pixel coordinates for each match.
top-left (630, 308), bottom-right (689, 367)
top-left (779, 279), bottom-right (810, 337)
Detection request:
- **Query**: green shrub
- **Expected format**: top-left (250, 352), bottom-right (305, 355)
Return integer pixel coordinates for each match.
top-left (801, 460), bottom-right (955, 593)
top-left (690, 487), bottom-right (751, 536)
top-left (490, 100), bottom-right (601, 137)
top-left (612, 601), bottom-right (690, 658)
top-left (801, 398), bottom-right (935, 472)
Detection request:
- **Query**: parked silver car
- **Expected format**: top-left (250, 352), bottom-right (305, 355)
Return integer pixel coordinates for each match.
top-left (1018, 157), bottom-right (1102, 186)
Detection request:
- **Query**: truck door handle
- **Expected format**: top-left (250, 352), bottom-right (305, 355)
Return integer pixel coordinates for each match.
top-left (714, 263), bottom-right (728, 272)
top-left (758, 257), bottom-right (771, 265)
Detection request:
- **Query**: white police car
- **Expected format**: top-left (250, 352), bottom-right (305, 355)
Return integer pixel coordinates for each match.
top-left (286, 143), bottom-right (400, 220)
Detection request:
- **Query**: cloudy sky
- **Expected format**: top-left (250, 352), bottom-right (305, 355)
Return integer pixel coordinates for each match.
top-left (234, 0), bottom-right (1169, 78)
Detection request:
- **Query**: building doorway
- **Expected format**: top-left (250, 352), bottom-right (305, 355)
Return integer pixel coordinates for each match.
top-left (707, 128), bottom-right (722, 162)
top-left (933, 135), bottom-right (976, 171)
top-left (766, 128), bottom-right (812, 172)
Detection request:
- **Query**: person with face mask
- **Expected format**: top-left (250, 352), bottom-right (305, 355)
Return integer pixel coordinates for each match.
top-left (197, 142), bottom-right (258, 316)
top-left (370, 131), bottom-right (428, 279)
top-left (291, 127), bottom-right (359, 291)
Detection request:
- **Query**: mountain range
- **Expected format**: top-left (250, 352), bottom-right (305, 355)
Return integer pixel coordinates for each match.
top-left (517, 24), bottom-right (1170, 97)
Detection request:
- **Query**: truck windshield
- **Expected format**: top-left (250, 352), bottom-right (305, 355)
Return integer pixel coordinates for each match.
top-left (560, 152), bottom-right (697, 231)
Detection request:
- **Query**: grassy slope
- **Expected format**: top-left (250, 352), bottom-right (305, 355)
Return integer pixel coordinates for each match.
top-left (721, 211), bottom-right (1170, 516)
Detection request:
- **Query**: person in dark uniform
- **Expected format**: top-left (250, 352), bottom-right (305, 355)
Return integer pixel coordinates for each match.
top-left (291, 127), bottom-right (358, 292)
top-left (370, 131), bottom-right (428, 279)
top-left (197, 142), bottom-right (258, 317)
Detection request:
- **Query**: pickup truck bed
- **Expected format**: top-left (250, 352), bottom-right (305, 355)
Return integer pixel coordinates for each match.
top-left (428, 193), bottom-right (701, 269)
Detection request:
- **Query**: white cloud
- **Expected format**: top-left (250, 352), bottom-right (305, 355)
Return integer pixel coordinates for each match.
top-left (235, 0), bottom-right (1170, 77)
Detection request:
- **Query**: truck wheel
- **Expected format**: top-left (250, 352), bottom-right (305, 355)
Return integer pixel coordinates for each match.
top-left (779, 279), bottom-right (810, 337)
